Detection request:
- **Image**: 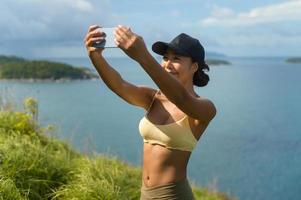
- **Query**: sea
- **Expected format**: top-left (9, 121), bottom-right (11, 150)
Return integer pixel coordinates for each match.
top-left (0, 56), bottom-right (300, 200)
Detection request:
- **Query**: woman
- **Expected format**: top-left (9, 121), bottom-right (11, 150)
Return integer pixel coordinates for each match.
top-left (84, 25), bottom-right (217, 200)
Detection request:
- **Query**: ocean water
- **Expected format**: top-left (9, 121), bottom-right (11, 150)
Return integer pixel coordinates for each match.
top-left (0, 56), bottom-right (300, 200)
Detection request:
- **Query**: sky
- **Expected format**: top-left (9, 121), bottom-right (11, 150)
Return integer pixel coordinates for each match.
top-left (0, 0), bottom-right (300, 58)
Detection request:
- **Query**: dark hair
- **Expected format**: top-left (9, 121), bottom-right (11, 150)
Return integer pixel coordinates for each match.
top-left (192, 60), bottom-right (210, 87)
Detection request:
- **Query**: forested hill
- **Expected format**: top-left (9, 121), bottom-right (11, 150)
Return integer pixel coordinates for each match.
top-left (0, 55), bottom-right (98, 80)
top-left (286, 57), bottom-right (301, 63)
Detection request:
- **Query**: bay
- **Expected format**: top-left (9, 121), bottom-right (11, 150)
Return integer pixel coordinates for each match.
top-left (1, 56), bottom-right (300, 200)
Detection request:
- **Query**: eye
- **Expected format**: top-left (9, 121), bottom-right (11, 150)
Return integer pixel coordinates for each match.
top-left (162, 56), bottom-right (168, 61)
top-left (173, 56), bottom-right (180, 61)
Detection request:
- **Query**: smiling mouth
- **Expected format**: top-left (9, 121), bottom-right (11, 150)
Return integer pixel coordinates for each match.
top-left (167, 71), bottom-right (178, 75)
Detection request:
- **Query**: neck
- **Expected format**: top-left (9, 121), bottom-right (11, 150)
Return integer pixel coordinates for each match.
top-left (183, 80), bottom-right (197, 96)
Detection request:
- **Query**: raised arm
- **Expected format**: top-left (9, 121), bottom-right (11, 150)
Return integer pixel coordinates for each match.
top-left (84, 25), bottom-right (156, 110)
top-left (114, 25), bottom-right (216, 123)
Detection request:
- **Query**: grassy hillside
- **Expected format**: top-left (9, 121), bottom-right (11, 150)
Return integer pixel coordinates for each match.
top-left (0, 98), bottom-right (237, 200)
top-left (0, 55), bottom-right (98, 80)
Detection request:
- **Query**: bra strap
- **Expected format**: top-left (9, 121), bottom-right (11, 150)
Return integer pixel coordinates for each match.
top-left (146, 89), bottom-right (159, 114)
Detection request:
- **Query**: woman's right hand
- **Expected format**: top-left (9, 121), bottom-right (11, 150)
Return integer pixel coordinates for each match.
top-left (84, 25), bottom-right (105, 57)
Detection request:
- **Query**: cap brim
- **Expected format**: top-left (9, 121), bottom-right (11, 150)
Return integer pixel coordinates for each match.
top-left (152, 41), bottom-right (190, 57)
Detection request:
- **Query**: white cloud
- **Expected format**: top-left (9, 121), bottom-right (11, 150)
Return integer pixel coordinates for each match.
top-left (73, 0), bottom-right (94, 12)
top-left (0, 0), bottom-right (116, 40)
top-left (210, 6), bottom-right (235, 18)
top-left (0, 0), bottom-right (120, 57)
top-left (201, 1), bottom-right (301, 27)
top-left (219, 34), bottom-right (301, 47)
top-left (216, 33), bottom-right (301, 56)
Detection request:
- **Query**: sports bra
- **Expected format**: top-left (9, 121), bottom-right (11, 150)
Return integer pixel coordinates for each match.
top-left (138, 90), bottom-right (198, 152)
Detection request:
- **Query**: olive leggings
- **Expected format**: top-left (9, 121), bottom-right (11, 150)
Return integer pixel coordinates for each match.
top-left (140, 178), bottom-right (195, 200)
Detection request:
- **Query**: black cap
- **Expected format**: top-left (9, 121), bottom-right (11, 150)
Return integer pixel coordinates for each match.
top-left (152, 33), bottom-right (207, 67)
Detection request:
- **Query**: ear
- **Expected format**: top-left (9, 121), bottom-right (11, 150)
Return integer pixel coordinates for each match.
top-left (192, 62), bottom-right (198, 73)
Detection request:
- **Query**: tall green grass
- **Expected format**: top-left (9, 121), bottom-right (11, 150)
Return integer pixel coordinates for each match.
top-left (0, 97), bottom-right (237, 200)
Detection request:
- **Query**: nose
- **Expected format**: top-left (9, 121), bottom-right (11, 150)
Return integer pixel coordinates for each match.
top-left (164, 59), bottom-right (173, 69)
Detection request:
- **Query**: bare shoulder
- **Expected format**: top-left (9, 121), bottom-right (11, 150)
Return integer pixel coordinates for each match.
top-left (186, 95), bottom-right (217, 124)
top-left (198, 96), bottom-right (217, 117)
top-left (197, 96), bottom-right (216, 107)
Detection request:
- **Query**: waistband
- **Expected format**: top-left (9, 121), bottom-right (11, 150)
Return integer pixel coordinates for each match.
top-left (140, 178), bottom-right (195, 200)
top-left (142, 178), bottom-right (189, 191)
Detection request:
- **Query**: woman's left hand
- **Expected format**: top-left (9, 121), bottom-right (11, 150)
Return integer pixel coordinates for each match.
top-left (114, 25), bottom-right (148, 62)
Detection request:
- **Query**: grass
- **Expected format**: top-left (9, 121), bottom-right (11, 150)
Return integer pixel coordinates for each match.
top-left (0, 97), bottom-right (237, 200)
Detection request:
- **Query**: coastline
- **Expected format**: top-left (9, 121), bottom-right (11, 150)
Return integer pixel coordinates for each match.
top-left (0, 77), bottom-right (99, 83)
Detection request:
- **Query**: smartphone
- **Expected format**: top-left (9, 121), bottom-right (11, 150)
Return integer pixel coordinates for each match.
top-left (92, 27), bottom-right (117, 48)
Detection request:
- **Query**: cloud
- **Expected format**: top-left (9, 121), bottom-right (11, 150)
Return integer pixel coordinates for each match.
top-left (201, 1), bottom-right (301, 27)
top-left (1, 0), bottom-right (299, 57)
top-left (0, 0), bottom-right (118, 40)
top-left (215, 33), bottom-right (301, 56)
top-left (0, 0), bottom-right (120, 57)
top-left (73, 0), bottom-right (94, 12)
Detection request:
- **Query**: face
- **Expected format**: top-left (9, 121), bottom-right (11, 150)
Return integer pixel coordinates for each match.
top-left (161, 48), bottom-right (197, 84)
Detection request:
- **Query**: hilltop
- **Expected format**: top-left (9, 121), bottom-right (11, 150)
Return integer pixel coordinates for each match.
top-left (0, 55), bottom-right (98, 81)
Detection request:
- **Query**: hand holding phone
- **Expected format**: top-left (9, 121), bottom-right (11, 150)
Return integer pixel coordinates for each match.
top-left (92, 27), bottom-right (117, 48)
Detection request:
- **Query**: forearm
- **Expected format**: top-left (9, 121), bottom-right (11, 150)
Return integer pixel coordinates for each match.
top-left (137, 51), bottom-right (187, 104)
top-left (89, 52), bottom-right (123, 92)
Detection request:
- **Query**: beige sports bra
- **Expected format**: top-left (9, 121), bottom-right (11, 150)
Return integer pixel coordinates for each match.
top-left (138, 90), bottom-right (198, 152)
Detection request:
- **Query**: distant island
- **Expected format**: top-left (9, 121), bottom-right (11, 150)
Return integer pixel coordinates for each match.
top-left (286, 57), bottom-right (301, 63)
top-left (206, 58), bottom-right (230, 65)
top-left (154, 56), bottom-right (231, 66)
top-left (0, 55), bottom-right (98, 81)
top-left (0, 55), bottom-right (231, 81)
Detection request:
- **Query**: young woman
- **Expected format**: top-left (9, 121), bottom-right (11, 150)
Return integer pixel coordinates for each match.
top-left (84, 25), bottom-right (217, 200)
